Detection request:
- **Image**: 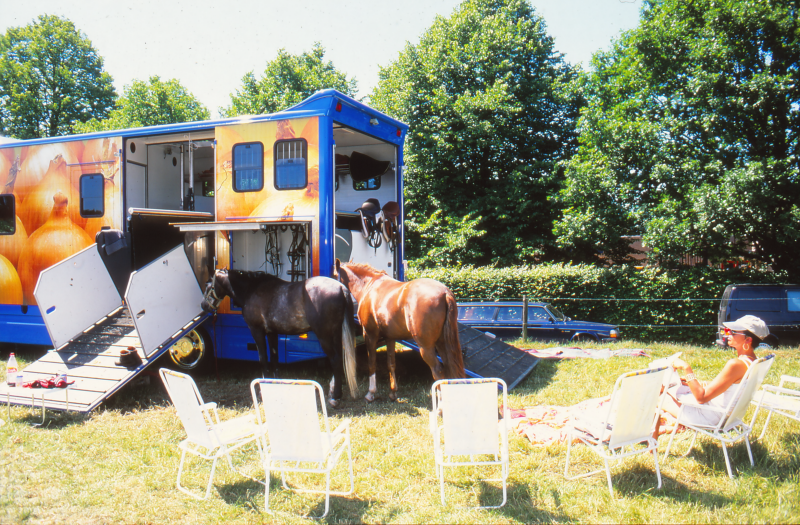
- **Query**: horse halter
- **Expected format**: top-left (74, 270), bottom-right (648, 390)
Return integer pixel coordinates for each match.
top-left (203, 274), bottom-right (224, 311)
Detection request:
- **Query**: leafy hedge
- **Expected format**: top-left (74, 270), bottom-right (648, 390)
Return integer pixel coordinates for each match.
top-left (407, 264), bottom-right (789, 344)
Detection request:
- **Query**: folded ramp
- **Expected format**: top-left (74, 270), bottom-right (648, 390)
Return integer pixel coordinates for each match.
top-left (0, 245), bottom-right (208, 413)
top-left (400, 323), bottom-right (539, 390)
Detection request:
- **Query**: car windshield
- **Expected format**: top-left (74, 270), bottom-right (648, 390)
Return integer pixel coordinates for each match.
top-left (546, 305), bottom-right (566, 321)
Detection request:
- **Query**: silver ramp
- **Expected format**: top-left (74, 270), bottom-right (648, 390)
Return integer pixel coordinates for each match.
top-left (0, 245), bottom-right (208, 413)
top-left (400, 323), bottom-right (539, 390)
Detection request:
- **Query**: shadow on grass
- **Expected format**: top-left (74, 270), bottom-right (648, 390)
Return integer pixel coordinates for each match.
top-left (512, 358), bottom-right (559, 394)
top-left (221, 477), bottom-right (370, 522)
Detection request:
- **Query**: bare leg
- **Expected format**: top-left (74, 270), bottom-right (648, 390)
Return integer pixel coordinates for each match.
top-left (386, 340), bottom-right (398, 401)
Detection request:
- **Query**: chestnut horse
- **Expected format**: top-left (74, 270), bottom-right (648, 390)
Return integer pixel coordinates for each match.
top-left (333, 260), bottom-right (465, 401)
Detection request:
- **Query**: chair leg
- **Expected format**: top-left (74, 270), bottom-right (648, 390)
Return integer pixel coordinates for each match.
top-left (321, 471), bottom-right (331, 519)
top-left (651, 441), bottom-right (663, 489)
top-left (721, 442), bottom-right (734, 479)
top-left (440, 464), bottom-right (446, 506)
top-left (745, 434), bottom-right (755, 467)
top-left (758, 411), bottom-right (774, 441)
top-left (604, 458), bottom-right (613, 496)
top-left (264, 464), bottom-right (274, 515)
top-left (204, 457), bottom-right (219, 500)
top-left (176, 448), bottom-right (191, 496)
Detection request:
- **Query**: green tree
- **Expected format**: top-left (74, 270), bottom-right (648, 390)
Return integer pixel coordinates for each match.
top-left (371, 0), bottom-right (581, 267)
top-left (75, 76), bottom-right (210, 132)
top-left (556, 0), bottom-right (800, 275)
top-left (0, 15), bottom-right (116, 139)
top-left (223, 43), bottom-right (357, 116)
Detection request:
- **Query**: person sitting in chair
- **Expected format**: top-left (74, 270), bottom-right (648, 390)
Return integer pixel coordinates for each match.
top-left (660, 315), bottom-right (769, 427)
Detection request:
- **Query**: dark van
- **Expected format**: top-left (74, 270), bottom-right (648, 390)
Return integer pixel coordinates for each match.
top-left (717, 284), bottom-right (800, 347)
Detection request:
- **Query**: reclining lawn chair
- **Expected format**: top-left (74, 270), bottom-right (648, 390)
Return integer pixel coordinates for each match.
top-left (430, 378), bottom-right (509, 508)
top-left (565, 366), bottom-right (670, 496)
top-left (664, 354), bottom-right (775, 478)
top-left (159, 368), bottom-right (264, 500)
top-left (250, 378), bottom-right (353, 519)
top-left (750, 374), bottom-right (800, 440)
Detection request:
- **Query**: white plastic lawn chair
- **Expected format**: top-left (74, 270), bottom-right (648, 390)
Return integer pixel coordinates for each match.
top-left (430, 378), bottom-right (509, 508)
top-left (565, 366), bottom-right (670, 496)
top-left (750, 374), bottom-right (800, 440)
top-left (250, 378), bottom-right (353, 519)
top-left (159, 368), bottom-right (264, 500)
top-left (664, 354), bottom-right (775, 478)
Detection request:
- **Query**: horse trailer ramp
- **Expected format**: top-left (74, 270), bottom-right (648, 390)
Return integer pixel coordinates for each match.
top-left (401, 323), bottom-right (539, 390)
top-left (0, 245), bottom-right (209, 413)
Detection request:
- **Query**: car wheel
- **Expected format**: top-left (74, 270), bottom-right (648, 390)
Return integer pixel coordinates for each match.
top-left (571, 333), bottom-right (596, 344)
top-left (162, 327), bottom-right (213, 374)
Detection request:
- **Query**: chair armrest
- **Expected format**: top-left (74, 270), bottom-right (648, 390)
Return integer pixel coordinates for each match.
top-left (779, 375), bottom-right (800, 387)
top-left (762, 385), bottom-right (800, 397)
top-left (200, 402), bottom-right (218, 411)
top-left (328, 418), bottom-right (351, 449)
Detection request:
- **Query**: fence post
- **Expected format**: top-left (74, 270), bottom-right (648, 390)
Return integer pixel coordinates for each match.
top-left (522, 294), bottom-right (528, 343)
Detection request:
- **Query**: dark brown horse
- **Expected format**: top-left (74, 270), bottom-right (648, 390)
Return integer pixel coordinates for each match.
top-left (333, 260), bottom-right (464, 401)
top-left (201, 268), bottom-right (358, 406)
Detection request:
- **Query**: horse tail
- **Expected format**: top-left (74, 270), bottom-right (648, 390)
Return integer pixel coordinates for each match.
top-left (341, 288), bottom-right (359, 399)
top-left (442, 290), bottom-right (466, 378)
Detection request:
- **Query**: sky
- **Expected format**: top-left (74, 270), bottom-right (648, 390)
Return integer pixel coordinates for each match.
top-left (1, 0), bottom-right (643, 117)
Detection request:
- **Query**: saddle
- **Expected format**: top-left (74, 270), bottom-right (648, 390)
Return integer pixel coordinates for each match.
top-left (355, 199), bottom-right (400, 250)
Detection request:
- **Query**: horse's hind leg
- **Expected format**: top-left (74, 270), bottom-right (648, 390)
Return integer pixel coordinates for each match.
top-left (364, 331), bottom-right (380, 402)
top-left (386, 340), bottom-right (398, 401)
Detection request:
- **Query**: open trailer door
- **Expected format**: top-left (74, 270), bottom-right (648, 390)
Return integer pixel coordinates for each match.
top-left (399, 323), bottom-right (539, 390)
top-left (0, 245), bottom-right (209, 413)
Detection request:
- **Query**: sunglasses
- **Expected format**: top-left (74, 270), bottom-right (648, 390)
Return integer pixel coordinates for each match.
top-left (722, 328), bottom-right (746, 336)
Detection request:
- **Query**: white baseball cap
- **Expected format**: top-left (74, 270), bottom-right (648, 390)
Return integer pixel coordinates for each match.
top-left (723, 315), bottom-right (770, 339)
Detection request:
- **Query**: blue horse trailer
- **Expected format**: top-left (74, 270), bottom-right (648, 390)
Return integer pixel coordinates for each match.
top-left (0, 90), bottom-right (408, 412)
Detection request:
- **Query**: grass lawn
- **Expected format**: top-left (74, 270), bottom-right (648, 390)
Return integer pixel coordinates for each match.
top-left (1, 340), bottom-right (799, 524)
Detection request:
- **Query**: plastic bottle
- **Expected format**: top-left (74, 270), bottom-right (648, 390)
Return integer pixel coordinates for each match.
top-left (6, 352), bottom-right (18, 387)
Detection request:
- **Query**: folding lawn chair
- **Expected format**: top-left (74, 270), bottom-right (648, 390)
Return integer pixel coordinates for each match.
top-left (430, 378), bottom-right (509, 508)
top-left (750, 374), bottom-right (800, 440)
top-left (565, 366), bottom-right (670, 496)
top-left (159, 368), bottom-right (264, 500)
top-left (250, 378), bottom-right (353, 519)
top-left (664, 354), bottom-right (775, 478)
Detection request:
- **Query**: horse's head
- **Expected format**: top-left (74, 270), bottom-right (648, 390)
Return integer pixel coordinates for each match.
top-left (201, 268), bottom-right (229, 312)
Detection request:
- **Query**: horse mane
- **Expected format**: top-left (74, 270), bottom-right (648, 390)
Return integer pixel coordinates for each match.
top-left (344, 262), bottom-right (388, 279)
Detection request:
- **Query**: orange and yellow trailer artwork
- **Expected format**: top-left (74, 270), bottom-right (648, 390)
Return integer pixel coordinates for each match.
top-left (0, 137), bottom-right (122, 306)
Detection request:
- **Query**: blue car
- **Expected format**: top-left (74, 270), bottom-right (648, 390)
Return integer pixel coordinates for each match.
top-left (457, 301), bottom-right (619, 343)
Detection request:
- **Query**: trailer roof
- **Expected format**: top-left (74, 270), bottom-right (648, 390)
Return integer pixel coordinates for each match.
top-left (0, 90), bottom-right (408, 149)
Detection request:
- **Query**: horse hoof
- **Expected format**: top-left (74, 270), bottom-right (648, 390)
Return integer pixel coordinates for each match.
top-left (389, 392), bottom-right (397, 401)
top-left (328, 398), bottom-right (340, 408)
top-left (365, 392), bottom-right (375, 403)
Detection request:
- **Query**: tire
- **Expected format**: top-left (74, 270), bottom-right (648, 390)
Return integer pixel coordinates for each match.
top-left (162, 327), bottom-right (213, 374)
top-left (570, 333), bottom-right (597, 344)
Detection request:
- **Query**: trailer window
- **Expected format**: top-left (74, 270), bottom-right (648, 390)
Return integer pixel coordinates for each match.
top-left (788, 291), bottom-right (800, 312)
top-left (274, 139), bottom-right (307, 190)
top-left (353, 177), bottom-right (381, 191)
top-left (80, 174), bottom-right (104, 217)
top-left (233, 142), bottom-right (264, 192)
top-left (0, 194), bottom-right (14, 234)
